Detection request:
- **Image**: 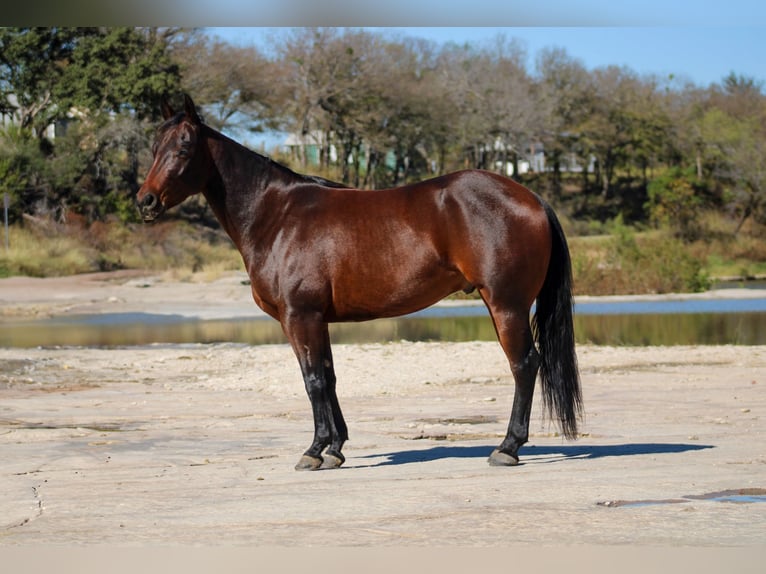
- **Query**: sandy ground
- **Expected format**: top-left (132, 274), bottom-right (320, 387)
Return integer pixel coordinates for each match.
top-left (0, 271), bottom-right (765, 549)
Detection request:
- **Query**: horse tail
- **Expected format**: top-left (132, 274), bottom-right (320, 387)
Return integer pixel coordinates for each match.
top-left (532, 200), bottom-right (582, 439)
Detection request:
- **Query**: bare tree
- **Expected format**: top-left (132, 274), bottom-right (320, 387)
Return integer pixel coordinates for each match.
top-left (434, 35), bottom-right (537, 178)
top-left (174, 30), bottom-right (281, 135)
top-left (534, 46), bottom-right (591, 197)
top-left (356, 36), bottom-right (452, 186)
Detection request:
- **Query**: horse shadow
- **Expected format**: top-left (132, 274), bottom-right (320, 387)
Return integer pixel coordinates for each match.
top-left (353, 442), bottom-right (714, 468)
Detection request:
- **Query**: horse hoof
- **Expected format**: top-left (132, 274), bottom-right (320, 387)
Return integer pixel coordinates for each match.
top-left (295, 455), bottom-right (323, 471)
top-left (320, 451), bottom-right (345, 470)
top-left (488, 449), bottom-right (519, 467)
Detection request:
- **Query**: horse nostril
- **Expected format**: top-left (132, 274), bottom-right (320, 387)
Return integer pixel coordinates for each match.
top-left (141, 193), bottom-right (158, 210)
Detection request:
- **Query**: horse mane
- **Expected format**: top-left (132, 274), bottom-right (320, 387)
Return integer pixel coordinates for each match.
top-left (252, 149), bottom-right (348, 189)
top-left (197, 122), bottom-right (349, 190)
top-left (299, 174), bottom-right (349, 188)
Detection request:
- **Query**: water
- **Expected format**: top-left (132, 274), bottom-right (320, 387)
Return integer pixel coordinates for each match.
top-left (1, 299), bottom-right (765, 347)
top-left (598, 488), bottom-right (766, 508)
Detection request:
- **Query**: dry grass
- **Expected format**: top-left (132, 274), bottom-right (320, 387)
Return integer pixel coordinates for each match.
top-left (0, 218), bottom-right (244, 279)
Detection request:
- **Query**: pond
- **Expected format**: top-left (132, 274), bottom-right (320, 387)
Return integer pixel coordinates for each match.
top-left (1, 296), bottom-right (765, 347)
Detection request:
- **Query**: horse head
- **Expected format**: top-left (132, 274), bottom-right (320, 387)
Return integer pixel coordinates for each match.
top-left (137, 94), bottom-right (209, 222)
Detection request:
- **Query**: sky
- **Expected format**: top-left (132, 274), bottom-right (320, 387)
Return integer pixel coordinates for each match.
top-left (207, 26), bottom-right (765, 90)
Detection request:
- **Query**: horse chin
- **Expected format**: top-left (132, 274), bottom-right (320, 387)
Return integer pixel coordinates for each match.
top-left (139, 205), bottom-right (165, 223)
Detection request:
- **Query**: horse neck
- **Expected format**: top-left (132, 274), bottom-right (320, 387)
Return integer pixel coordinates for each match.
top-left (200, 127), bottom-right (296, 258)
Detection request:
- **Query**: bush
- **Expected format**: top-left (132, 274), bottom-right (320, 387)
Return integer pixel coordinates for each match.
top-left (572, 219), bottom-right (710, 295)
top-left (646, 167), bottom-right (707, 241)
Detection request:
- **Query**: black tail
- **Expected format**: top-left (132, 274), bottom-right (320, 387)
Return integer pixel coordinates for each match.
top-left (532, 201), bottom-right (582, 439)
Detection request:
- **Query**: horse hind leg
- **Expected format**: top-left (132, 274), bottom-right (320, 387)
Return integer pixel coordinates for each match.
top-left (484, 304), bottom-right (540, 467)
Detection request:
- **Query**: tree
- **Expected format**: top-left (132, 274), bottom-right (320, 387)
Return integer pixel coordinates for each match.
top-left (0, 28), bottom-right (183, 223)
top-left (646, 167), bottom-right (705, 240)
top-left (0, 124), bottom-right (47, 221)
top-left (0, 28), bottom-right (80, 140)
top-left (479, 35), bottom-right (538, 179)
top-left (534, 47), bottom-right (591, 198)
top-left (358, 36), bottom-right (450, 186)
top-left (276, 28), bottom-right (397, 185)
top-left (56, 27), bottom-right (181, 121)
top-left (274, 28), bottom-right (343, 172)
top-left (666, 82), bottom-right (712, 180)
top-left (578, 66), bottom-right (669, 199)
top-left (173, 31), bottom-right (281, 135)
top-left (435, 36), bottom-right (537, 178)
top-left (702, 107), bottom-right (766, 232)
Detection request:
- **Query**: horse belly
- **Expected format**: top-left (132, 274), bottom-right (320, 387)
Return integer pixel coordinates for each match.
top-left (326, 249), bottom-right (466, 322)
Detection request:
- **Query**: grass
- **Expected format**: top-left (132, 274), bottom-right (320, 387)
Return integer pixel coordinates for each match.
top-left (0, 217), bottom-right (244, 279)
top-left (686, 213), bottom-right (766, 280)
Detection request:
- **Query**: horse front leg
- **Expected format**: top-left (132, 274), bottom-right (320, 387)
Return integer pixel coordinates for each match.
top-left (281, 310), bottom-right (347, 471)
top-left (320, 332), bottom-right (348, 467)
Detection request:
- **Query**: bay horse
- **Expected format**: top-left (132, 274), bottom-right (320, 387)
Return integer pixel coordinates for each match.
top-left (137, 94), bottom-right (582, 470)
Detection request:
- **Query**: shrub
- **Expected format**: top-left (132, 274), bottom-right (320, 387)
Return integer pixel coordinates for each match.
top-left (572, 220), bottom-right (710, 295)
top-left (646, 167), bottom-right (707, 241)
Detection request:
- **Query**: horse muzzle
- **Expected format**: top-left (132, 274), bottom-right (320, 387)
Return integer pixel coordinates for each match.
top-left (137, 191), bottom-right (164, 222)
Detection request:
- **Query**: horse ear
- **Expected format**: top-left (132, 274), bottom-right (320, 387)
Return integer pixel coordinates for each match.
top-left (160, 95), bottom-right (174, 120)
top-left (183, 94), bottom-right (201, 125)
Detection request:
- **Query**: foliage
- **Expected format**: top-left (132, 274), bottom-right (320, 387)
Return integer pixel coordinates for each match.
top-left (0, 28), bottom-right (79, 138)
top-left (55, 27), bottom-right (181, 121)
top-left (0, 27), bottom-right (181, 224)
top-left (571, 222), bottom-right (711, 296)
top-left (646, 167), bottom-right (706, 240)
top-left (0, 125), bottom-right (47, 220)
top-left (699, 104), bottom-right (766, 232)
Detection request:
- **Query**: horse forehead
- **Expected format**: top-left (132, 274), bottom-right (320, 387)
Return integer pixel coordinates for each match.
top-left (154, 121), bottom-right (190, 150)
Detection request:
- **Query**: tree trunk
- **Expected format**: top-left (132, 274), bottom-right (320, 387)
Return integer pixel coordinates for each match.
top-left (601, 151), bottom-right (614, 198)
top-left (734, 202), bottom-right (754, 236)
top-left (551, 154), bottom-right (562, 200)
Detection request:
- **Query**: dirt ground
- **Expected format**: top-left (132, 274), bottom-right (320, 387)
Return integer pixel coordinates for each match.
top-left (0, 271), bottom-right (765, 549)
